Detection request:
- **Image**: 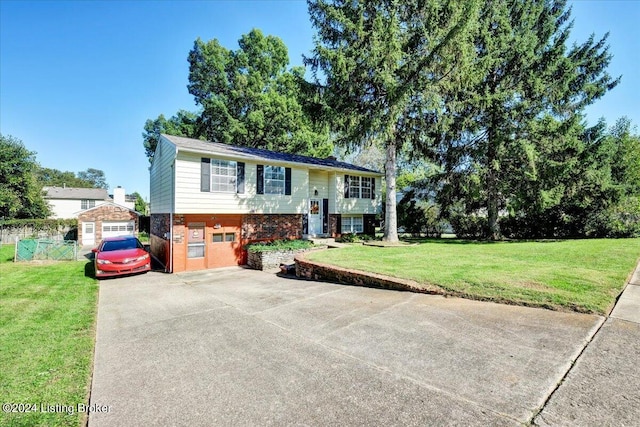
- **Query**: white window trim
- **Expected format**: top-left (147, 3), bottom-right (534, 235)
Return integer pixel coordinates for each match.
top-left (361, 177), bottom-right (372, 199)
top-left (342, 215), bottom-right (364, 234)
top-left (349, 176), bottom-right (361, 199)
top-left (81, 199), bottom-right (96, 210)
top-left (210, 159), bottom-right (237, 193)
top-left (264, 165), bottom-right (285, 195)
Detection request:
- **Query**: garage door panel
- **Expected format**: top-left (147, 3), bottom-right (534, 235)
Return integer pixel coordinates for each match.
top-left (102, 221), bottom-right (135, 238)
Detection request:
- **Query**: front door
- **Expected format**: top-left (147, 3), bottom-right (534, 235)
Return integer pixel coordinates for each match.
top-left (309, 199), bottom-right (323, 236)
top-left (82, 222), bottom-right (95, 246)
top-left (186, 223), bottom-right (206, 271)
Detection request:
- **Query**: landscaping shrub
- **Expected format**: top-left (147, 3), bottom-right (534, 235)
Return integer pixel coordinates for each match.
top-left (449, 214), bottom-right (488, 239)
top-left (246, 239), bottom-right (315, 253)
top-left (336, 233), bottom-right (375, 243)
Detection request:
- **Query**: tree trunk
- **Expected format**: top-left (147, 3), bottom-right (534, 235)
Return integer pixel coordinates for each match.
top-left (486, 130), bottom-right (500, 240)
top-left (383, 138), bottom-right (399, 242)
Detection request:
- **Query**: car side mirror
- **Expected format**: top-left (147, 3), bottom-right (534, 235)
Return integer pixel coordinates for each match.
top-left (91, 248), bottom-right (98, 253)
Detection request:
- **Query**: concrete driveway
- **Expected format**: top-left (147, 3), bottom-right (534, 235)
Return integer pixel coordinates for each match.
top-left (88, 268), bottom-right (635, 426)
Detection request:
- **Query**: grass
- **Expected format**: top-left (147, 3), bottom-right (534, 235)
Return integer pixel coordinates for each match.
top-left (306, 238), bottom-right (640, 314)
top-left (0, 244), bottom-right (98, 427)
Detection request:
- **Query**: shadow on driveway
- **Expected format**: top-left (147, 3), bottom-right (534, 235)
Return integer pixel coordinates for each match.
top-left (89, 269), bottom-right (606, 426)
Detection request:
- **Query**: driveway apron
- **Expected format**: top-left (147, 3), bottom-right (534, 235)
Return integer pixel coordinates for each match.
top-left (89, 268), bottom-right (603, 426)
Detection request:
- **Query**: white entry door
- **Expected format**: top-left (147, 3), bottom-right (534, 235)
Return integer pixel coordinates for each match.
top-left (309, 199), bottom-right (323, 236)
top-left (82, 222), bottom-right (95, 246)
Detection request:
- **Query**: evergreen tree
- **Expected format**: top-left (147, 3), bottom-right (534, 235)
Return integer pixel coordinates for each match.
top-left (307, 0), bottom-right (479, 241)
top-left (436, 0), bottom-right (619, 239)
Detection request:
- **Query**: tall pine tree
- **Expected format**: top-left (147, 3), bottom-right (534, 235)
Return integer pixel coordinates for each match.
top-left (436, 0), bottom-right (619, 239)
top-left (307, 0), bottom-right (479, 242)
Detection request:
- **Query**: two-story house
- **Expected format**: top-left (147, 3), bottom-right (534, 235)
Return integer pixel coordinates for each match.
top-left (150, 134), bottom-right (383, 272)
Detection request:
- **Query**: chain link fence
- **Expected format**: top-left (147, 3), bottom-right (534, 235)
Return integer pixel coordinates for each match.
top-left (15, 239), bottom-right (78, 261)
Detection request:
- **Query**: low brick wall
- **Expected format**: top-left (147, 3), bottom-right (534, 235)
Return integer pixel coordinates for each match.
top-left (295, 252), bottom-right (444, 294)
top-left (248, 247), bottom-right (319, 271)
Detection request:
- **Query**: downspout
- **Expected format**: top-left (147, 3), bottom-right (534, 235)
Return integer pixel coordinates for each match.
top-left (168, 145), bottom-right (178, 273)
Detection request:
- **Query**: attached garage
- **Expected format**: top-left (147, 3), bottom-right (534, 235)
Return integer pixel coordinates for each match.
top-left (78, 202), bottom-right (140, 246)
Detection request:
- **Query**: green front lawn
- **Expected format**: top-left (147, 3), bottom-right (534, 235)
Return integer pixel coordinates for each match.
top-left (307, 238), bottom-right (640, 314)
top-left (0, 245), bottom-right (98, 427)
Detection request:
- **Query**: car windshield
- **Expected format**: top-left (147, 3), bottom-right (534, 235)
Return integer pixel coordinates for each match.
top-left (101, 239), bottom-right (142, 252)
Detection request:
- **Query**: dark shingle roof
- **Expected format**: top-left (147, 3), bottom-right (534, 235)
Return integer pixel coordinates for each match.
top-left (43, 187), bottom-right (110, 200)
top-left (161, 134), bottom-right (382, 175)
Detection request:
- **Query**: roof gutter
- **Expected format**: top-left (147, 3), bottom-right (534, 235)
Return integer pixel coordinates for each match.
top-left (177, 147), bottom-right (383, 176)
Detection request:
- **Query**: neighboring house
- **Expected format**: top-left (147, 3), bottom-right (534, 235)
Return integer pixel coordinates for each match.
top-left (150, 134), bottom-right (383, 272)
top-left (43, 186), bottom-right (140, 246)
top-left (44, 186), bottom-right (111, 219)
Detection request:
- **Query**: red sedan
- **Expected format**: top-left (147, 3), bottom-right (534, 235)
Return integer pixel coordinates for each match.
top-left (93, 236), bottom-right (151, 278)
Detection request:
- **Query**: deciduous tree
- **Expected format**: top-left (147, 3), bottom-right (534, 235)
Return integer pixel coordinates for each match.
top-left (142, 110), bottom-right (202, 162)
top-left (77, 168), bottom-right (108, 189)
top-left (0, 135), bottom-right (50, 219)
top-left (187, 29), bottom-right (332, 157)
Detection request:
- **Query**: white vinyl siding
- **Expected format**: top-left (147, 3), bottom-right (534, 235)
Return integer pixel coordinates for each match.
top-left (335, 175), bottom-right (381, 215)
top-left (309, 170), bottom-right (330, 200)
top-left (150, 137), bottom-right (176, 214)
top-left (174, 151), bottom-right (308, 214)
top-left (47, 199), bottom-right (108, 219)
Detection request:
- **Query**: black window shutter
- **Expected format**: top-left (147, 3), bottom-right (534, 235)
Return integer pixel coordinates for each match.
top-left (371, 177), bottom-right (376, 199)
top-left (322, 199), bottom-right (329, 234)
top-left (344, 175), bottom-right (349, 198)
top-left (303, 214), bottom-right (309, 234)
top-left (201, 158), bottom-right (210, 192)
top-left (236, 162), bottom-right (245, 194)
top-left (336, 215), bottom-right (342, 235)
top-left (257, 165), bottom-right (264, 194)
top-left (285, 168), bottom-right (292, 195)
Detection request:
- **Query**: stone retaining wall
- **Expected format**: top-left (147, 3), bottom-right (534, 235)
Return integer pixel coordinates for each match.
top-left (295, 252), bottom-right (443, 294)
top-left (248, 247), bottom-right (319, 271)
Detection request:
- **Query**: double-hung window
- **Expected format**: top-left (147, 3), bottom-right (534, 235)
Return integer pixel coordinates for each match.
top-left (341, 216), bottom-right (364, 234)
top-left (257, 165), bottom-right (291, 195)
top-left (264, 166), bottom-right (285, 195)
top-left (211, 159), bottom-right (237, 192)
top-left (81, 199), bottom-right (95, 210)
top-left (345, 175), bottom-right (375, 199)
top-left (349, 176), bottom-right (361, 199)
top-left (361, 177), bottom-right (372, 199)
top-left (201, 158), bottom-right (244, 194)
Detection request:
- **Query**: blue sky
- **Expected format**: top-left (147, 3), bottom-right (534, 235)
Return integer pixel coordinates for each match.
top-left (1, 1), bottom-right (638, 201)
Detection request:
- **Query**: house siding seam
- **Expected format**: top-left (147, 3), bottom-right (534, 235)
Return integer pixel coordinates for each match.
top-left (150, 137), bottom-right (175, 214)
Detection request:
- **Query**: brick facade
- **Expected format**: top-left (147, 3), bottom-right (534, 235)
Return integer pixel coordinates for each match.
top-left (242, 214), bottom-right (303, 242)
top-left (329, 214), bottom-right (341, 237)
top-left (150, 213), bottom-right (171, 270)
